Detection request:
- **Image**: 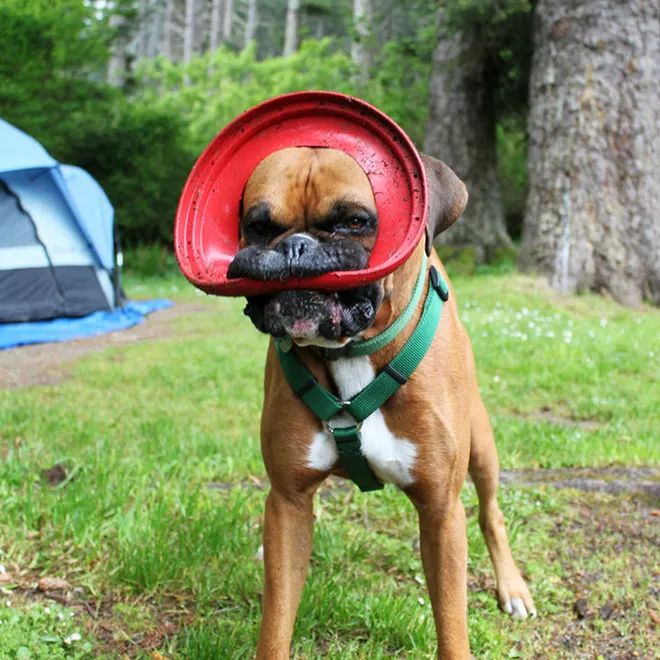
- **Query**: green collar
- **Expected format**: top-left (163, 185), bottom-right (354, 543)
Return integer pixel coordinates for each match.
top-left (275, 262), bottom-right (449, 492)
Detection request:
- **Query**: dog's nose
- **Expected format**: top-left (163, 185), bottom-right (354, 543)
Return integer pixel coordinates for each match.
top-left (278, 233), bottom-right (317, 261)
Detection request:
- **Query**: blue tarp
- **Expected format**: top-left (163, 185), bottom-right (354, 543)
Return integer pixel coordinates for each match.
top-left (0, 299), bottom-right (172, 350)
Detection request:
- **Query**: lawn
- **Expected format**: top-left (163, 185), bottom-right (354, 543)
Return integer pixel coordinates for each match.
top-left (0, 259), bottom-right (658, 658)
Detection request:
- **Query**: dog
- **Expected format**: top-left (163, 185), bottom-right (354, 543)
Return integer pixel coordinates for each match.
top-left (228, 146), bottom-right (535, 658)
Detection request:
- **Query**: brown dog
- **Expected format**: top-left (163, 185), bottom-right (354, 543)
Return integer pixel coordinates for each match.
top-left (233, 147), bottom-right (535, 658)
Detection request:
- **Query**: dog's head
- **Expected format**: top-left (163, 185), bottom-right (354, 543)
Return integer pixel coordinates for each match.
top-left (228, 147), bottom-right (466, 346)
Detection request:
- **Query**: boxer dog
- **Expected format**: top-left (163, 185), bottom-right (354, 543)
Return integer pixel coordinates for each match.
top-left (228, 147), bottom-right (535, 658)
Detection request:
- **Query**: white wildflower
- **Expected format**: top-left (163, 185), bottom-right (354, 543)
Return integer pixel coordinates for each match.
top-left (63, 632), bottom-right (81, 645)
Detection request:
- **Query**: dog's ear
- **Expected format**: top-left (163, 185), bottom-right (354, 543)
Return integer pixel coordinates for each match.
top-left (421, 154), bottom-right (468, 255)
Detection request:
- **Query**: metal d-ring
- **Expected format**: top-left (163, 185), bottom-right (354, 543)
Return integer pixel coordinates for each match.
top-left (323, 417), bottom-right (363, 434)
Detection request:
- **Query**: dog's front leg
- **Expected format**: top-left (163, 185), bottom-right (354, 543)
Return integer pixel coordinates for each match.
top-left (257, 488), bottom-right (314, 659)
top-left (415, 496), bottom-right (470, 659)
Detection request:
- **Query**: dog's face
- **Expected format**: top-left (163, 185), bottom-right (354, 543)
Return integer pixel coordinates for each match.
top-left (228, 147), bottom-right (467, 345)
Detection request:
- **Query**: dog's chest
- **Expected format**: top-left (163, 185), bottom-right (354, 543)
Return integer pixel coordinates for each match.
top-left (306, 356), bottom-right (417, 487)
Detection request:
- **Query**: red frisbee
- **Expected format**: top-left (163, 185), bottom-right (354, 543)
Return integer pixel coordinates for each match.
top-left (174, 91), bottom-right (428, 296)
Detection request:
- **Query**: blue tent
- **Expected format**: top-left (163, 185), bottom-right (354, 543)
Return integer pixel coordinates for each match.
top-left (0, 119), bottom-right (171, 350)
top-left (0, 118), bottom-right (119, 322)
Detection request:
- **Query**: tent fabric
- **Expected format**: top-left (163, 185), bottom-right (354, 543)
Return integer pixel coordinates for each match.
top-left (0, 265), bottom-right (113, 323)
top-left (1, 118), bottom-right (117, 323)
top-left (0, 299), bottom-right (173, 350)
top-left (56, 165), bottom-right (115, 270)
top-left (0, 118), bottom-right (57, 172)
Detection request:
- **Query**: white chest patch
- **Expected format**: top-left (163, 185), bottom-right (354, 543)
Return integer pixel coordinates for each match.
top-left (306, 356), bottom-right (417, 487)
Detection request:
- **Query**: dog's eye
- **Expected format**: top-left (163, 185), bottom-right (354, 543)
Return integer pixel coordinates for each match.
top-left (244, 219), bottom-right (286, 243)
top-left (315, 206), bottom-right (376, 235)
top-left (347, 217), bottom-right (365, 230)
top-left (249, 221), bottom-right (270, 236)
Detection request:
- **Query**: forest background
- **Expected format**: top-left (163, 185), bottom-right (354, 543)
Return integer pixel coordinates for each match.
top-left (3, 0), bottom-right (657, 307)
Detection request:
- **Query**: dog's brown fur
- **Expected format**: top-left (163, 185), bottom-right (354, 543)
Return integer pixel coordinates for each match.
top-left (245, 148), bottom-right (534, 659)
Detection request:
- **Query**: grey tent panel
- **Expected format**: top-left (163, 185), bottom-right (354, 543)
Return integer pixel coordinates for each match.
top-left (0, 266), bottom-right (111, 323)
top-left (0, 181), bottom-right (39, 248)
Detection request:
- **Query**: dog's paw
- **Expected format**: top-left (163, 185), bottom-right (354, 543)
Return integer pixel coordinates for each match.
top-left (498, 575), bottom-right (536, 619)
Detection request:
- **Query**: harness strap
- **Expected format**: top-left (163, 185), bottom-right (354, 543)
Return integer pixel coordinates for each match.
top-left (275, 265), bottom-right (450, 492)
top-left (332, 426), bottom-right (384, 491)
top-left (345, 268), bottom-right (447, 421)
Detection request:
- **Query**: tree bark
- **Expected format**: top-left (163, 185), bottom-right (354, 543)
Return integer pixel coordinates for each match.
top-left (107, 12), bottom-right (129, 87)
top-left (244, 0), bottom-right (258, 47)
top-left (161, 0), bottom-right (175, 59)
top-left (209, 0), bottom-right (224, 51)
top-left (520, 0), bottom-right (660, 306)
top-left (222, 0), bottom-right (234, 43)
top-left (183, 0), bottom-right (196, 62)
top-left (351, 0), bottom-right (372, 85)
top-left (423, 11), bottom-right (512, 259)
top-left (283, 0), bottom-right (299, 56)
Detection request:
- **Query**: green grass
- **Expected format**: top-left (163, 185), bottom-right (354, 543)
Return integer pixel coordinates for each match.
top-left (0, 263), bottom-right (657, 657)
top-left (0, 600), bottom-right (93, 658)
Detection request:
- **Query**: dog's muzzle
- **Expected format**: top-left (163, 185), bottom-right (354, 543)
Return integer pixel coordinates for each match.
top-left (227, 233), bottom-right (370, 282)
top-left (243, 284), bottom-right (382, 341)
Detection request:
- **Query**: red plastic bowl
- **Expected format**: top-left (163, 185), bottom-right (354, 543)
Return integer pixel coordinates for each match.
top-left (174, 91), bottom-right (428, 296)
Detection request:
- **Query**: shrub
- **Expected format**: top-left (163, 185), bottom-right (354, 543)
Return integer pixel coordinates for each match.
top-left (58, 101), bottom-right (195, 247)
top-left (136, 40), bottom-right (358, 155)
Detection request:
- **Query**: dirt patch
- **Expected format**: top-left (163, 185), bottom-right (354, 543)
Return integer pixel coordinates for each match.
top-left (500, 466), bottom-right (660, 502)
top-left (515, 406), bottom-right (603, 431)
top-left (0, 303), bottom-right (210, 390)
top-left (209, 467), bottom-right (660, 503)
top-left (537, 494), bottom-right (659, 659)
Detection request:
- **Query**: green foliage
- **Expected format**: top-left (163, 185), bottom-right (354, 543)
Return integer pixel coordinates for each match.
top-left (366, 24), bottom-right (437, 145)
top-left (136, 35), bottom-right (435, 159)
top-left (497, 118), bottom-right (528, 238)
top-left (436, 245), bottom-right (479, 276)
top-left (0, 0), bottom-right (112, 156)
top-left (123, 244), bottom-right (181, 278)
top-left (443, 0), bottom-right (533, 118)
top-left (57, 101), bottom-right (195, 246)
top-left (137, 40), bottom-right (358, 154)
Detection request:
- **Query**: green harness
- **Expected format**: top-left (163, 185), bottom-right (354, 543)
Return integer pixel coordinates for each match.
top-left (275, 255), bottom-right (449, 492)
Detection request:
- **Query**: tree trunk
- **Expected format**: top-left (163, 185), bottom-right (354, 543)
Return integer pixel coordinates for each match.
top-left (107, 12), bottom-right (129, 87)
top-left (161, 0), bottom-right (175, 59)
top-left (351, 0), bottom-right (371, 85)
top-left (209, 0), bottom-right (224, 51)
top-left (183, 0), bottom-right (196, 63)
top-left (283, 0), bottom-right (299, 56)
top-left (222, 0), bottom-right (234, 43)
top-left (244, 0), bottom-right (258, 47)
top-left (520, 0), bottom-right (660, 306)
top-left (423, 11), bottom-right (512, 260)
